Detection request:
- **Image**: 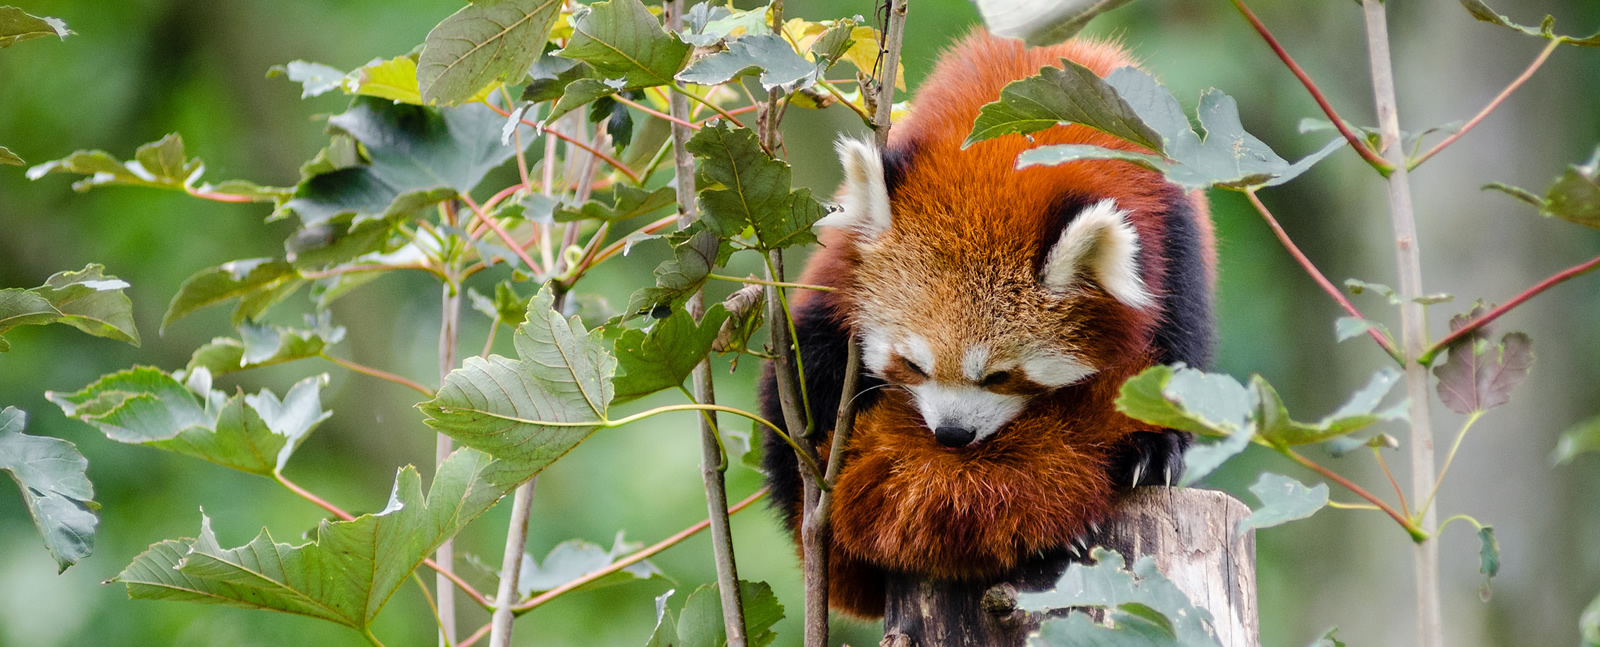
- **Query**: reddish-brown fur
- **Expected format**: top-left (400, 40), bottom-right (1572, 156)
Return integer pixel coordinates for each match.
top-left (776, 32), bottom-right (1214, 617)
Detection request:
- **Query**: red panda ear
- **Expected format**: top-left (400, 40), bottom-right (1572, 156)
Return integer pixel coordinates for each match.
top-left (1040, 199), bottom-right (1155, 309)
top-left (815, 137), bottom-right (892, 239)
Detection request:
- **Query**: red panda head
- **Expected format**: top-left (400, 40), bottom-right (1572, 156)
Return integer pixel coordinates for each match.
top-left (818, 137), bottom-right (1159, 450)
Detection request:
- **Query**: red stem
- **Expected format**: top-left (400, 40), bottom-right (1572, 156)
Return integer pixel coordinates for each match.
top-left (697, 104), bottom-right (758, 126)
top-left (485, 104), bottom-right (643, 184)
top-left (460, 193), bottom-right (545, 275)
top-left (614, 94), bottom-right (700, 131)
top-left (1246, 190), bottom-right (1404, 363)
top-left (1419, 253), bottom-right (1600, 365)
top-left (188, 190), bottom-right (258, 203)
top-left (1230, 0), bottom-right (1394, 173)
top-left (322, 354), bottom-right (435, 397)
top-left (1409, 39), bottom-right (1559, 170)
top-left (1284, 448), bottom-right (1424, 540)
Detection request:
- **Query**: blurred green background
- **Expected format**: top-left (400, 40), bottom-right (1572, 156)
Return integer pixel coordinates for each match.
top-left (3, 0), bottom-right (1599, 645)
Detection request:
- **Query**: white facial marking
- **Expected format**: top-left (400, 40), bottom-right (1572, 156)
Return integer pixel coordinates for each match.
top-left (814, 137), bottom-right (893, 239)
top-left (962, 346), bottom-right (990, 382)
top-left (1021, 351), bottom-right (1097, 388)
top-left (899, 334), bottom-right (936, 375)
top-left (1041, 198), bottom-right (1155, 309)
top-left (861, 327), bottom-right (893, 375)
top-left (906, 383), bottom-right (1028, 443)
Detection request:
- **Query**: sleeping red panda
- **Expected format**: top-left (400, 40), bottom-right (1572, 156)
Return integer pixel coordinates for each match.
top-left (759, 31), bottom-right (1217, 618)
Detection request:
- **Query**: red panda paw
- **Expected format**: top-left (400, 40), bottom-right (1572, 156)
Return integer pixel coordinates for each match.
top-left (1110, 429), bottom-right (1190, 488)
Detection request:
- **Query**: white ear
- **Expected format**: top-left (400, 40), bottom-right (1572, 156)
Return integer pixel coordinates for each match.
top-left (814, 137), bottom-right (892, 238)
top-left (1041, 199), bottom-right (1155, 309)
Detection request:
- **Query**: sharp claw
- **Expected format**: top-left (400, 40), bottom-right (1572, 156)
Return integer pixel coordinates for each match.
top-left (1088, 521), bottom-right (1100, 535)
top-left (1130, 462), bottom-right (1145, 488)
top-left (1074, 535), bottom-right (1089, 552)
top-left (1164, 464), bottom-right (1175, 487)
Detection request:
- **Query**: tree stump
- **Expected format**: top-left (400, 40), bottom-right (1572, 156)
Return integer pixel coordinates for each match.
top-left (880, 487), bottom-right (1258, 647)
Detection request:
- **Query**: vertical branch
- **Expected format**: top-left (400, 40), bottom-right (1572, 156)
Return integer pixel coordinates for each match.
top-left (873, 0), bottom-right (909, 150)
top-left (436, 280), bottom-right (461, 647)
top-left (1360, 3), bottom-right (1442, 647)
top-left (668, 1), bottom-right (747, 644)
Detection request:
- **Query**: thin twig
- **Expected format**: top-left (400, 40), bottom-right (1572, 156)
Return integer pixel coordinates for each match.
top-left (483, 103), bottom-right (643, 184)
top-left (321, 354), bottom-right (434, 397)
top-left (708, 273), bottom-right (836, 292)
top-left (674, 83), bottom-right (747, 127)
top-left (460, 193), bottom-right (544, 275)
top-left (1409, 39), bottom-right (1560, 170)
top-left (1371, 446), bottom-right (1409, 515)
top-left (614, 93), bottom-right (701, 131)
top-left (1282, 448), bottom-right (1424, 540)
top-left (696, 104), bottom-right (759, 126)
top-left (1245, 190), bottom-right (1404, 363)
top-left (436, 280), bottom-right (463, 646)
top-left (1230, 0), bottom-right (1393, 172)
top-left (1418, 253), bottom-right (1600, 365)
top-left (1416, 411), bottom-right (1482, 517)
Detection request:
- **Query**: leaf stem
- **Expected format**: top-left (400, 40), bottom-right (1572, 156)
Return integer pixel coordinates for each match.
top-left (672, 83), bottom-right (747, 127)
top-left (1417, 253), bottom-right (1600, 365)
top-left (298, 263), bottom-right (436, 281)
top-left (1372, 445), bottom-right (1409, 514)
top-left (1409, 39), bottom-right (1560, 170)
top-left (1435, 513), bottom-right (1486, 535)
top-left (816, 78), bottom-right (872, 121)
top-left (412, 572), bottom-right (448, 639)
top-left (1282, 447), bottom-right (1425, 540)
top-left (696, 104), bottom-right (759, 126)
top-left (484, 103), bottom-right (643, 184)
top-left (708, 273), bottom-right (836, 292)
top-left (1326, 501), bottom-right (1382, 511)
top-left (1415, 411), bottom-right (1482, 519)
top-left (1244, 189), bottom-right (1403, 363)
top-left (362, 627), bottom-right (389, 647)
top-left (571, 214), bottom-right (678, 276)
top-left (321, 354), bottom-right (435, 397)
top-left (1229, 0), bottom-right (1393, 173)
top-left (614, 93), bottom-right (701, 131)
top-left (460, 193), bottom-right (544, 275)
top-left (602, 404), bottom-right (826, 485)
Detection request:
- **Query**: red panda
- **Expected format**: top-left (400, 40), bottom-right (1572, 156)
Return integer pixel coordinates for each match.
top-left (759, 31), bottom-right (1217, 618)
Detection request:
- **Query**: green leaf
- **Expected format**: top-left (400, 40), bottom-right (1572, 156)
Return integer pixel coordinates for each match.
top-left (681, 4), bottom-right (771, 47)
top-left (0, 264), bottom-right (140, 350)
top-left (517, 532), bottom-right (662, 596)
top-left (1021, 548), bottom-right (1223, 647)
top-left (186, 314), bottom-right (345, 377)
top-left (677, 33), bottom-right (821, 92)
top-left (113, 447), bottom-right (512, 633)
top-left (1478, 525), bottom-right (1500, 586)
top-left (1581, 591), bottom-right (1600, 647)
top-left (1255, 368), bottom-right (1405, 447)
top-left (420, 285), bottom-right (615, 476)
top-left (1458, 0), bottom-right (1600, 46)
top-left (1552, 414), bottom-right (1600, 465)
top-left (163, 258), bottom-right (302, 331)
top-left (0, 7), bottom-right (70, 48)
top-left (675, 580), bottom-right (785, 647)
top-left (1433, 304), bottom-right (1534, 415)
top-left (546, 77), bottom-right (628, 124)
top-left (1486, 146), bottom-right (1600, 230)
top-left (418, 0), bottom-right (564, 106)
top-left (0, 407), bottom-right (97, 572)
top-left (966, 57), bottom-right (1164, 151)
top-left (1334, 316), bottom-right (1391, 343)
top-left (645, 590), bottom-right (679, 647)
top-left (270, 60), bottom-right (348, 98)
top-left (612, 305), bottom-right (731, 403)
top-left (1308, 627), bottom-right (1347, 647)
top-left (1114, 364), bottom-right (1255, 438)
top-left (975, 0), bottom-right (1136, 47)
top-left (624, 229), bottom-right (727, 318)
top-left (28, 134), bottom-right (197, 191)
top-left (554, 185), bottom-right (676, 223)
top-left (712, 283), bottom-right (765, 359)
top-left (48, 367), bottom-right (329, 477)
top-left (0, 144), bottom-right (21, 165)
top-left (1180, 425), bottom-right (1253, 488)
top-left (1237, 472), bottom-right (1328, 534)
top-left (555, 0), bottom-right (691, 90)
top-left (689, 121), bottom-right (826, 249)
top-left (1344, 278), bottom-right (1399, 304)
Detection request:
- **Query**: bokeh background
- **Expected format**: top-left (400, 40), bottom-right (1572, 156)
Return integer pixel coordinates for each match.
top-left (2, 0), bottom-right (1598, 645)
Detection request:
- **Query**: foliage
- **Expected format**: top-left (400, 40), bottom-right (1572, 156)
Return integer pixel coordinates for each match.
top-left (0, 407), bottom-right (97, 572)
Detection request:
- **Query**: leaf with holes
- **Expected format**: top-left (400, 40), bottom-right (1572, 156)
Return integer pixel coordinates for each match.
top-left (1022, 548), bottom-right (1223, 647)
top-left (418, 0), bottom-right (564, 105)
top-left (1433, 304), bottom-right (1534, 415)
top-left (1256, 368), bottom-right (1405, 447)
top-left (0, 407), bottom-right (97, 572)
top-left (555, 0), bottom-right (691, 90)
top-left (420, 285), bottom-right (614, 476)
top-left (0, 264), bottom-right (139, 351)
top-left (1237, 472), bottom-right (1328, 534)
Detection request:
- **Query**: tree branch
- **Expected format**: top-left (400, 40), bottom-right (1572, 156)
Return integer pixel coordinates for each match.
top-left (320, 354), bottom-right (435, 397)
top-left (1409, 39), bottom-right (1560, 170)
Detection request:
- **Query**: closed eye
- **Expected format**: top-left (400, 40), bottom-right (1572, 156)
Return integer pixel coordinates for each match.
top-left (901, 358), bottom-right (929, 379)
top-left (980, 371), bottom-right (1010, 387)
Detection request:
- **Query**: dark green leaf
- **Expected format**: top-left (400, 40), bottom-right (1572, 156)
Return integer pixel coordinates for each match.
top-left (554, 185), bottom-right (675, 222)
top-left (113, 447), bottom-right (512, 632)
top-left (689, 121), bottom-right (826, 249)
top-left (1552, 414), bottom-right (1600, 465)
top-left (418, 0), bottom-right (564, 106)
top-left (1255, 368), bottom-right (1405, 447)
top-left (0, 407), bottom-right (97, 572)
top-left (1237, 472), bottom-right (1328, 534)
top-left (1433, 304), bottom-right (1534, 415)
top-left (966, 57), bottom-right (1164, 151)
top-left (0, 264), bottom-right (139, 350)
top-left (546, 77), bottom-right (628, 124)
top-left (186, 314), bottom-right (345, 376)
top-left (677, 33), bottom-right (820, 91)
top-left (0, 7), bottom-right (70, 48)
top-left (163, 258), bottom-right (302, 331)
top-left (555, 0), bottom-right (691, 89)
top-left (975, 0), bottom-right (1136, 47)
top-left (517, 532), bottom-right (662, 596)
top-left (645, 589), bottom-right (679, 647)
top-left (612, 305), bottom-right (731, 403)
top-left (624, 229), bottom-right (727, 318)
top-left (420, 285), bottom-right (614, 477)
top-left (1021, 548), bottom-right (1223, 647)
top-left (675, 580), bottom-right (785, 647)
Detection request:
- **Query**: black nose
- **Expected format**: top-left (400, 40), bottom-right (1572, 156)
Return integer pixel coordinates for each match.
top-left (934, 425), bottom-right (976, 448)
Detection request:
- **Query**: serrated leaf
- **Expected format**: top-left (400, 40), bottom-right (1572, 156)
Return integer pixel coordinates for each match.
top-left (1021, 548), bottom-right (1223, 647)
top-left (676, 580), bottom-right (785, 647)
top-left (966, 57), bottom-right (1164, 151)
top-left (113, 447), bottom-right (513, 632)
top-left (28, 134), bottom-right (199, 192)
top-left (554, 185), bottom-right (675, 223)
top-left (677, 33), bottom-right (821, 92)
top-left (976, 0), bottom-right (1136, 48)
top-left (186, 315), bottom-right (345, 376)
top-left (0, 7), bottom-right (70, 48)
top-left (681, 4), bottom-right (771, 47)
top-left (48, 367), bottom-right (329, 476)
top-left (0, 407), bottom-right (97, 572)
top-left (418, 0), bottom-right (563, 106)
top-left (555, 0), bottom-right (691, 90)
top-left (0, 264), bottom-right (139, 350)
top-left (1433, 305), bottom-right (1534, 414)
top-left (1458, 0), bottom-right (1600, 46)
top-left (689, 121), bottom-right (826, 249)
top-left (1255, 368), bottom-right (1405, 447)
top-left (1237, 472), bottom-right (1328, 534)
top-left (163, 258), bottom-right (302, 331)
top-left (611, 305), bottom-right (731, 403)
top-left (624, 228), bottom-right (726, 318)
top-left (420, 285), bottom-right (614, 475)
top-left (517, 532), bottom-right (662, 597)
top-left (1552, 414), bottom-right (1600, 465)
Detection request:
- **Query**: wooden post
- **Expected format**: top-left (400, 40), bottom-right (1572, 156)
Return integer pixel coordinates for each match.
top-left (881, 487), bottom-right (1259, 647)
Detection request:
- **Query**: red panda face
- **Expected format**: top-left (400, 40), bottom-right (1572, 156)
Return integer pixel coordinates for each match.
top-left (822, 138), bottom-right (1157, 449)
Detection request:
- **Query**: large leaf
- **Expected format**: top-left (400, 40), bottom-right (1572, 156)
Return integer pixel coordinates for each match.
top-left (163, 258), bottom-right (303, 331)
top-left (611, 305), bottom-right (731, 403)
top-left (1022, 548), bottom-right (1223, 647)
top-left (1255, 368), bottom-right (1405, 447)
top-left (113, 447), bottom-right (513, 633)
top-left (0, 264), bottom-right (139, 351)
top-left (670, 581), bottom-right (785, 647)
top-left (1115, 364), bottom-right (1255, 438)
top-left (966, 56), bottom-right (1163, 151)
top-left (974, 0), bottom-right (1135, 47)
top-left (1433, 304), bottom-right (1534, 415)
top-left (418, 0), bottom-right (564, 105)
top-left (0, 7), bottom-right (69, 48)
top-left (27, 134), bottom-right (288, 202)
top-left (0, 407), bottom-right (97, 572)
top-left (553, 185), bottom-right (676, 223)
top-left (1237, 472), bottom-right (1328, 534)
top-left (1485, 146), bottom-right (1600, 230)
top-left (1458, 0), bottom-right (1600, 46)
top-left (555, 0), bottom-right (691, 90)
top-left (48, 367), bottom-right (329, 477)
top-left (688, 121), bottom-right (827, 249)
top-left (623, 228), bottom-right (727, 319)
top-left (517, 532), bottom-right (663, 597)
top-left (677, 33), bottom-right (821, 92)
top-left (420, 285), bottom-right (615, 476)
top-left (185, 314), bottom-right (346, 377)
